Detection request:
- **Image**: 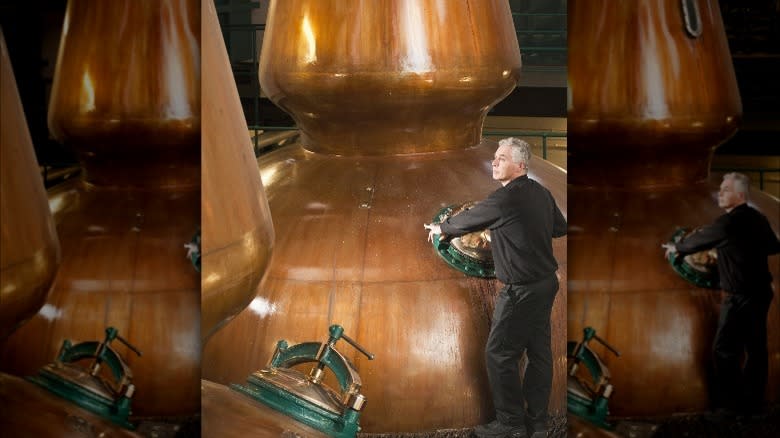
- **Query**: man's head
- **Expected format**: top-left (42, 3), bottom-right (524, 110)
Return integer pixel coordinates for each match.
top-left (718, 172), bottom-right (749, 211)
top-left (493, 137), bottom-right (530, 186)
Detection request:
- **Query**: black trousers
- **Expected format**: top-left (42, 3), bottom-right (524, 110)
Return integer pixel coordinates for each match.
top-left (712, 289), bottom-right (773, 412)
top-left (486, 274), bottom-right (559, 426)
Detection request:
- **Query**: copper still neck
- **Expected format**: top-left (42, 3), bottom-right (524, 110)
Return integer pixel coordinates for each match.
top-left (46, 0), bottom-right (201, 189)
top-left (259, 0), bottom-right (522, 156)
top-left (567, 0), bottom-right (741, 189)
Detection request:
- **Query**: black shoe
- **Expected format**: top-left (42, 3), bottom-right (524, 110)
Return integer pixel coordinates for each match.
top-left (524, 414), bottom-right (547, 438)
top-left (474, 420), bottom-right (527, 438)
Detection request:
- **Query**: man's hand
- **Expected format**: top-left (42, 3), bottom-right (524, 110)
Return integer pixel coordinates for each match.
top-left (662, 243), bottom-right (678, 260)
top-left (424, 223), bottom-right (444, 243)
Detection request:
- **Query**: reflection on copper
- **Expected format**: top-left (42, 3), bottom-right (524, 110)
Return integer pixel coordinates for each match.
top-left (37, 304), bottom-right (63, 322)
top-left (80, 71), bottom-right (96, 112)
top-left (300, 15), bottom-right (317, 64)
top-left (400, 0), bottom-right (432, 73)
top-left (248, 297), bottom-right (278, 318)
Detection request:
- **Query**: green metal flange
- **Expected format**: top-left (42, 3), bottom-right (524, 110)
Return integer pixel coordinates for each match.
top-left (232, 373), bottom-right (360, 438)
top-left (567, 341), bottom-right (612, 430)
top-left (27, 327), bottom-right (140, 429)
top-left (232, 324), bottom-right (373, 438)
top-left (666, 228), bottom-right (719, 289)
top-left (430, 205), bottom-right (495, 278)
top-left (567, 327), bottom-right (621, 431)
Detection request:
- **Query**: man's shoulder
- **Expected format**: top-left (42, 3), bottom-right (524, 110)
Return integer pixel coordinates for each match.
top-left (730, 204), bottom-right (771, 223)
top-left (725, 204), bottom-right (778, 239)
top-left (510, 176), bottom-right (554, 198)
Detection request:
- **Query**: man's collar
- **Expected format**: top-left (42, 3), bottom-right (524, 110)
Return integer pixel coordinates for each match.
top-left (506, 174), bottom-right (528, 186)
top-left (727, 202), bottom-right (749, 214)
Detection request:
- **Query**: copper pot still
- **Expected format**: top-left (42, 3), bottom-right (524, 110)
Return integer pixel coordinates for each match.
top-left (0, 0), bottom-right (201, 420)
top-left (0, 29), bottom-right (60, 340)
top-left (568, 0), bottom-right (779, 416)
top-left (1, 28), bottom-right (142, 437)
top-left (199, 0), bottom-right (285, 434)
top-left (200, 0), bottom-right (275, 344)
top-left (203, 0), bottom-right (568, 434)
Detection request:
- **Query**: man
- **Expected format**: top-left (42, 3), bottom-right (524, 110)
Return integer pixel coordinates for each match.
top-left (664, 172), bottom-right (780, 415)
top-left (425, 138), bottom-right (566, 438)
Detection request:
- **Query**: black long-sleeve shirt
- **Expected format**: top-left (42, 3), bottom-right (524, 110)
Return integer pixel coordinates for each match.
top-left (439, 175), bottom-right (567, 285)
top-left (675, 203), bottom-right (780, 295)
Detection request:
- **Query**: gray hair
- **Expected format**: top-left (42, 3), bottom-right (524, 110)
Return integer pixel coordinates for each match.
top-left (723, 172), bottom-right (750, 198)
top-left (498, 137), bottom-right (531, 167)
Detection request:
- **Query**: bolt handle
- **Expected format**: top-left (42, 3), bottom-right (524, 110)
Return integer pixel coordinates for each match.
top-left (582, 327), bottom-right (620, 357)
top-left (102, 327), bottom-right (142, 358)
top-left (90, 327), bottom-right (141, 377)
top-left (115, 334), bottom-right (143, 358)
top-left (327, 325), bottom-right (375, 360)
top-left (340, 332), bottom-right (375, 360)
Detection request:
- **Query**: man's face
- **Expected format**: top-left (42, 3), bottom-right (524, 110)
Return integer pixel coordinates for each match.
top-left (718, 177), bottom-right (744, 210)
top-left (492, 145), bottom-right (523, 184)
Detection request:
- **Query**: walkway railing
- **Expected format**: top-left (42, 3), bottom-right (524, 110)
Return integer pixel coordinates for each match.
top-left (483, 129), bottom-right (566, 161)
top-left (250, 126), bottom-right (567, 162)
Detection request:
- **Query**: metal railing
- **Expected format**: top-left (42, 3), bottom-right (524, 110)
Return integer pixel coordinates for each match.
top-left (512, 11), bottom-right (567, 66)
top-left (249, 126), bottom-right (567, 162)
top-left (483, 129), bottom-right (566, 161)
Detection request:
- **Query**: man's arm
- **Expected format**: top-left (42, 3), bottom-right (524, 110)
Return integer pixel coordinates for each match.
top-left (674, 216), bottom-right (728, 256)
top-left (439, 195), bottom-right (503, 239)
top-left (552, 200), bottom-right (567, 238)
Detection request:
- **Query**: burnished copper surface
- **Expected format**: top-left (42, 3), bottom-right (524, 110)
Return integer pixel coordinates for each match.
top-left (568, 182), bottom-right (779, 416)
top-left (259, 0), bottom-right (522, 155)
top-left (568, 0), bottom-right (741, 188)
top-left (203, 142), bottom-right (569, 433)
top-left (0, 0), bottom-right (200, 419)
top-left (47, 0), bottom-right (201, 189)
top-left (201, 379), bottom-right (329, 438)
top-left (0, 372), bottom-right (141, 437)
top-left (201, 0), bottom-right (274, 343)
top-left (0, 29), bottom-right (60, 339)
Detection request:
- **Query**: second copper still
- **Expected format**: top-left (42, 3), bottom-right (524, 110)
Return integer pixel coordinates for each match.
top-left (568, 0), bottom-right (779, 418)
top-left (0, 0), bottom-right (201, 420)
